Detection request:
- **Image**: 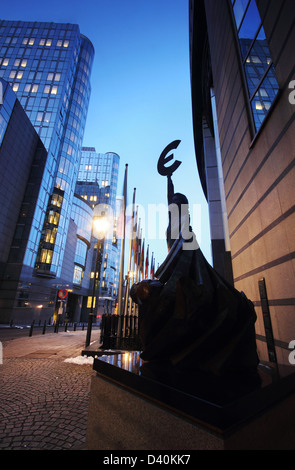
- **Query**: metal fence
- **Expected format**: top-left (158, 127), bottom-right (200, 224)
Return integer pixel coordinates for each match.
top-left (100, 314), bottom-right (142, 350)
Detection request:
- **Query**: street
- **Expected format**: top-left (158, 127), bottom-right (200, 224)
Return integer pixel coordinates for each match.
top-left (0, 326), bottom-right (100, 450)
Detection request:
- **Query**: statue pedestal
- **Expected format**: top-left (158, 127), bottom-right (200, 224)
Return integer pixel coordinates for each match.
top-left (85, 350), bottom-right (295, 450)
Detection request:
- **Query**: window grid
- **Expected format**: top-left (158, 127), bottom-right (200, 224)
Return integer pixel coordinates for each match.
top-left (231, 0), bottom-right (280, 132)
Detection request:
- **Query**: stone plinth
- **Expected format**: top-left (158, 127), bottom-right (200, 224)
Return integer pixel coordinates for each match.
top-left (86, 351), bottom-right (295, 450)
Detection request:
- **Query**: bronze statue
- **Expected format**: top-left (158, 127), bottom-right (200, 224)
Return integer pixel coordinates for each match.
top-left (130, 141), bottom-right (259, 378)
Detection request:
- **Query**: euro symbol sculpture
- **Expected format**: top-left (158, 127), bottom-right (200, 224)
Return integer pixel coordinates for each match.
top-left (157, 140), bottom-right (182, 177)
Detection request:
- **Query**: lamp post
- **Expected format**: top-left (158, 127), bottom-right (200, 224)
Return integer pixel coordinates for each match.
top-left (85, 214), bottom-right (108, 348)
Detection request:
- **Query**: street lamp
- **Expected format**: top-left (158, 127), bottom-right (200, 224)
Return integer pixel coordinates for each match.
top-left (85, 213), bottom-right (108, 348)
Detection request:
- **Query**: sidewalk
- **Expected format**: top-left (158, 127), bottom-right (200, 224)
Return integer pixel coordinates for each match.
top-left (0, 328), bottom-right (102, 450)
top-left (1, 326), bottom-right (101, 359)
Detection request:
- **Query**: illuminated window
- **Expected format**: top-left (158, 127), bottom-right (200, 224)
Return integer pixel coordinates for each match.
top-left (44, 112), bottom-right (51, 123)
top-left (51, 86), bottom-right (58, 95)
top-left (22, 38), bottom-right (29, 45)
top-left (255, 101), bottom-right (263, 110)
top-left (51, 192), bottom-right (63, 207)
top-left (14, 59), bottom-right (21, 66)
top-left (39, 38), bottom-right (46, 46)
top-left (24, 84), bottom-right (31, 92)
top-left (16, 72), bottom-right (23, 79)
top-left (63, 40), bottom-right (69, 48)
top-left (87, 296), bottom-right (96, 308)
top-left (47, 72), bottom-right (54, 81)
top-left (40, 249), bottom-right (53, 264)
top-left (28, 38), bottom-right (35, 46)
top-left (73, 265), bottom-right (83, 285)
top-left (37, 112), bottom-right (43, 121)
top-left (57, 40), bottom-right (63, 47)
top-left (9, 71), bottom-right (16, 79)
top-left (12, 83), bottom-right (19, 92)
top-left (2, 59), bottom-right (9, 66)
top-left (43, 85), bottom-right (50, 93)
top-left (21, 59), bottom-right (27, 67)
top-left (54, 73), bottom-right (61, 81)
top-left (44, 227), bottom-right (57, 244)
top-left (48, 210), bottom-right (59, 225)
top-left (46, 39), bottom-right (52, 47)
top-left (31, 84), bottom-right (39, 93)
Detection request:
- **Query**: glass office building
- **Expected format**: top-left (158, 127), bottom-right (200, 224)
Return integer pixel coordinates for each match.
top-left (0, 20), bottom-right (94, 277)
top-left (0, 20), bottom-right (94, 323)
top-left (75, 148), bottom-right (120, 315)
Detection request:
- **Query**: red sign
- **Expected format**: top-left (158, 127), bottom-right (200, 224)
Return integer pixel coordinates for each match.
top-left (58, 289), bottom-right (68, 300)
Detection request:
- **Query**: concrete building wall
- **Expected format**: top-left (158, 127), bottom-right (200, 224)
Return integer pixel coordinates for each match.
top-left (202, 0), bottom-right (295, 362)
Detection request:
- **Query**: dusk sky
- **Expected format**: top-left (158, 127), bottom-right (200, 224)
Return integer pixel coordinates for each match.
top-left (1, 0), bottom-right (212, 268)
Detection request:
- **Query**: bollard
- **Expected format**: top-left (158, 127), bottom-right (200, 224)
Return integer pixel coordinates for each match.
top-left (85, 315), bottom-right (93, 348)
top-left (29, 321), bottom-right (35, 337)
top-left (82, 323), bottom-right (84, 331)
top-left (74, 322), bottom-right (77, 331)
top-left (54, 319), bottom-right (60, 333)
top-left (42, 320), bottom-right (46, 335)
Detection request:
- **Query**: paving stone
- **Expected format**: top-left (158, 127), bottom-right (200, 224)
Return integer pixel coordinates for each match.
top-left (0, 331), bottom-right (95, 450)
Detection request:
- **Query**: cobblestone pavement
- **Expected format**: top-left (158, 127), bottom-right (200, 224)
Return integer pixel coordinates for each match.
top-left (0, 329), bottom-right (99, 450)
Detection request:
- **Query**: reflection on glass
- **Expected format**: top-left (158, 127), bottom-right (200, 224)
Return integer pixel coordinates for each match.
top-left (243, 35), bottom-right (271, 94)
top-left (73, 265), bottom-right (83, 285)
top-left (232, 0), bottom-right (280, 132)
top-left (233, 0), bottom-right (250, 30)
top-left (251, 67), bottom-right (279, 130)
top-left (238, 0), bottom-right (261, 44)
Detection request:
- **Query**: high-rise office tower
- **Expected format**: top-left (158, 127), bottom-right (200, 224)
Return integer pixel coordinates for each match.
top-left (75, 148), bottom-right (120, 315)
top-left (0, 20), bottom-right (94, 322)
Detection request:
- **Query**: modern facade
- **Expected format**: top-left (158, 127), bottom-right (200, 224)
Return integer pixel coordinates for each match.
top-left (75, 147), bottom-right (120, 318)
top-left (0, 20), bottom-right (94, 323)
top-left (0, 78), bottom-right (47, 288)
top-left (189, 0), bottom-right (295, 365)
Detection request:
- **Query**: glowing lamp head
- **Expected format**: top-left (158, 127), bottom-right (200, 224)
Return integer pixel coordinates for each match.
top-left (93, 216), bottom-right (108, 238)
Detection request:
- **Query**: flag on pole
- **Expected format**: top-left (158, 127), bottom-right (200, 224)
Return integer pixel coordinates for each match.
top-left (132, 208), bottom-right (138, 264)
top-left (136, 233), bottom-right (141, 267)
top-left (140, 240), bottom-right (144, 277)
top-left (150, 252), bottom-right (154, 279)
top-left (145, 244), bottom-right (149, 279)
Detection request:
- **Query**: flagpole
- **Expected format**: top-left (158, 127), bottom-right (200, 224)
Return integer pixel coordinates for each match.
top-left (136, 227), bottom-right (142, 283)
top-left (117, 164), bottom-right (128, 318)
top-left (124, 187), bottom-right (136, 317)
top-left (129, 206), bottom-right (138, 316)
top-left (145, 244), bottom-right (149, 279)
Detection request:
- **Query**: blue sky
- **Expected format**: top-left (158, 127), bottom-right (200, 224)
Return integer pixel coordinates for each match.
top-left (1, 0), bottom-right (212, 267)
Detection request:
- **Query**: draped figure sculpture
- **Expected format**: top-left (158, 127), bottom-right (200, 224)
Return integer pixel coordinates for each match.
top-left (130, 143), bottom-right (259, 378)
